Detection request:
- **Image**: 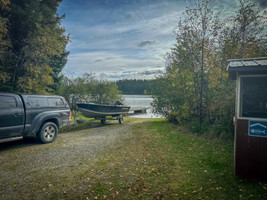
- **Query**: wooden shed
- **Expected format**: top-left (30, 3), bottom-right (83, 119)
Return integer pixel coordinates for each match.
top-left (227, 57), bottom-right (267, 180)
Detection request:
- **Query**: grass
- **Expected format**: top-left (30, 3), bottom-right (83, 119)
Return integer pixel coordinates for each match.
top-left (61, 112), bottom-right (127, 133)
top-left (82, 119), bottom-right (267, 200)
top-left (1, 118), bottom-right (267, 200)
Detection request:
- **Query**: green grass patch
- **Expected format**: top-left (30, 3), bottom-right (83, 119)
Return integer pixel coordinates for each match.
top-left (81, 119), bottom-right (267, 200)
top-left (60, 115), bottom-right (138, 133)
top-left (75, 112), bottom-right (93, 121)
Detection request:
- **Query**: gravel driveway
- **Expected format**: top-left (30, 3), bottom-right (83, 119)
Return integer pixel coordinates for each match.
top-left (0, 121), bottom-right (138, 199)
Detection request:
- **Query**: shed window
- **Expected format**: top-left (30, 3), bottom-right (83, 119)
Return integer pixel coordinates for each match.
top-left (240, 76), bottom-right (267, 118)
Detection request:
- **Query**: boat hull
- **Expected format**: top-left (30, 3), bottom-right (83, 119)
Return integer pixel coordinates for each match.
top-left (77, 103), bottom-right (130, 118)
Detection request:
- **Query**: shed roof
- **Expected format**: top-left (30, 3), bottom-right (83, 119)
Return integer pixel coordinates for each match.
top-left (227, 57), bottom-right (267, 80)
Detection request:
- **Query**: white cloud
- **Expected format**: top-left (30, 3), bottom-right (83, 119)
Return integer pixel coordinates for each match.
top-left (63, 51), bottom-right (164, 78)
top-left (62, 8), bottom-right (181, 80)
top-left (59, 1), bottom-right (197, 80)
top-left (66, 10), bottom-right (180, 50)
top-left (96, 68), bottom-right (165, 81)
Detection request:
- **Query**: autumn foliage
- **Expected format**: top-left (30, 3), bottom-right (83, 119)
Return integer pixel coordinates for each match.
top-left (152, 0), bottom-right (266, 134)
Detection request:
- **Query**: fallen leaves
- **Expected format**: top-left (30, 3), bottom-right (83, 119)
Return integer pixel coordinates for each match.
top-left (216, 186), bottom-right (223, 190)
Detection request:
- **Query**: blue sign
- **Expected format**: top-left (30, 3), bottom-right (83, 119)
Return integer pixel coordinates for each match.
top-left (249, 121), bottom-right (267, 137)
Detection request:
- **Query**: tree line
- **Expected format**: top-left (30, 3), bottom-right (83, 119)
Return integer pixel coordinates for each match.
top-left (116, 79), bottom-right (157, 95)
top-left (152, 0), bottom-right (266, 135)
top-left (58, 73), bottom-right (122, 111)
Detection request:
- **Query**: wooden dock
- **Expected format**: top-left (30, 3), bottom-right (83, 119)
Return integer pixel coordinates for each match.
top-left (128, 107), bottom-right (147, 115)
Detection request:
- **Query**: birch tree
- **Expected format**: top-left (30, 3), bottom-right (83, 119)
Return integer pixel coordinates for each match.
top-left (157, 0), bottom-right (221, 123)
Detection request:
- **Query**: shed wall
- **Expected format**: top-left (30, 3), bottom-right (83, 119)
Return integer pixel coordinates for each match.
top-left (235, 119), bottom-right (267, 180)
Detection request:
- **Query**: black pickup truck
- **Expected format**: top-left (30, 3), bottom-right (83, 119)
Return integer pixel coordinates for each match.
top-left (0, 93), bottom-right (71, 143)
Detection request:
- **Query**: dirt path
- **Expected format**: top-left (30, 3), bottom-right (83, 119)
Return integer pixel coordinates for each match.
top-left (0, 119), bottom-right (144, 200)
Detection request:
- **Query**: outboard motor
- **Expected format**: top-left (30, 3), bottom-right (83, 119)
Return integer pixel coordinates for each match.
top-left (115, 100), bottom-right (123, 106)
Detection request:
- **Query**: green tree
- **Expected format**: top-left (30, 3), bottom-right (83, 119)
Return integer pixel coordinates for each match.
top-left (58, 73), bottom-right (123, 111)
top-left (49, 50), bottom-right (70, 93)
top-left (116, 79), bottom-right (157, 94)
top-left (221, 0), bottom-right (266, 59)
top-left (152, 0), bottom-right (266, 134)
top-left (153, 0), bottom-right (221, 123)
top-left (0, 0), bottom-right (69, 94)
top-left (0, 0), bottom-right (12, 90)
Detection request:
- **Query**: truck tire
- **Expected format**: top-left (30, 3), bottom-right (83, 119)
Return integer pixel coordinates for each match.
top-left (37, 122), bottom-right (58, 144)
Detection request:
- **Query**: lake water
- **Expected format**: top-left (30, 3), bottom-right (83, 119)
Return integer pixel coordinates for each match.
top-left (123, 95), bottom-right (162, 118)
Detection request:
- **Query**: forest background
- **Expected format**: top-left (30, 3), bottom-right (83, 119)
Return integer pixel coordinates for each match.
top-left (0, 0), bottom-right (266, 136)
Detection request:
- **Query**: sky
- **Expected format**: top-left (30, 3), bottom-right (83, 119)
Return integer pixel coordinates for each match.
top-left (58, 0), bottom-right (266, 81)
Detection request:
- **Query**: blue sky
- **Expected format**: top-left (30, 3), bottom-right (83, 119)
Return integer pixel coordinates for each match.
top-left (58, 0), bottom-right (266, 80)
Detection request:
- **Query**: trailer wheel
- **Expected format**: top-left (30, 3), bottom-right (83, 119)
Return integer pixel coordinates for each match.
top-left (119, 116), bottom-right (123, 124)
top-left (37, 122), bottom-right (58, 144)
top-left (101, 118), bottom-right (106, 124)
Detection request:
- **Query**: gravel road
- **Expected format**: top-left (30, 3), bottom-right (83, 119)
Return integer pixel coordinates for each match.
top-left (0, 120), bottom-right (140, 199)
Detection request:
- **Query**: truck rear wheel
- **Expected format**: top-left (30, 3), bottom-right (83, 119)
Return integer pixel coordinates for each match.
top-left (37, 122), bottom-right (58, 144)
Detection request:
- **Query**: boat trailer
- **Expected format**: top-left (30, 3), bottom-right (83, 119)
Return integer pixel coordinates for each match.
top-left (95, 115), bottom-right (124, 124)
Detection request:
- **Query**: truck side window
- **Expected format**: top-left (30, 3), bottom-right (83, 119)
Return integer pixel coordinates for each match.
top-left (0, 96), bottom-right (17, 109)
top-left (28, 97), bottom-right (48, 107)
top-left (48, 98), bottom-right (64, 107)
